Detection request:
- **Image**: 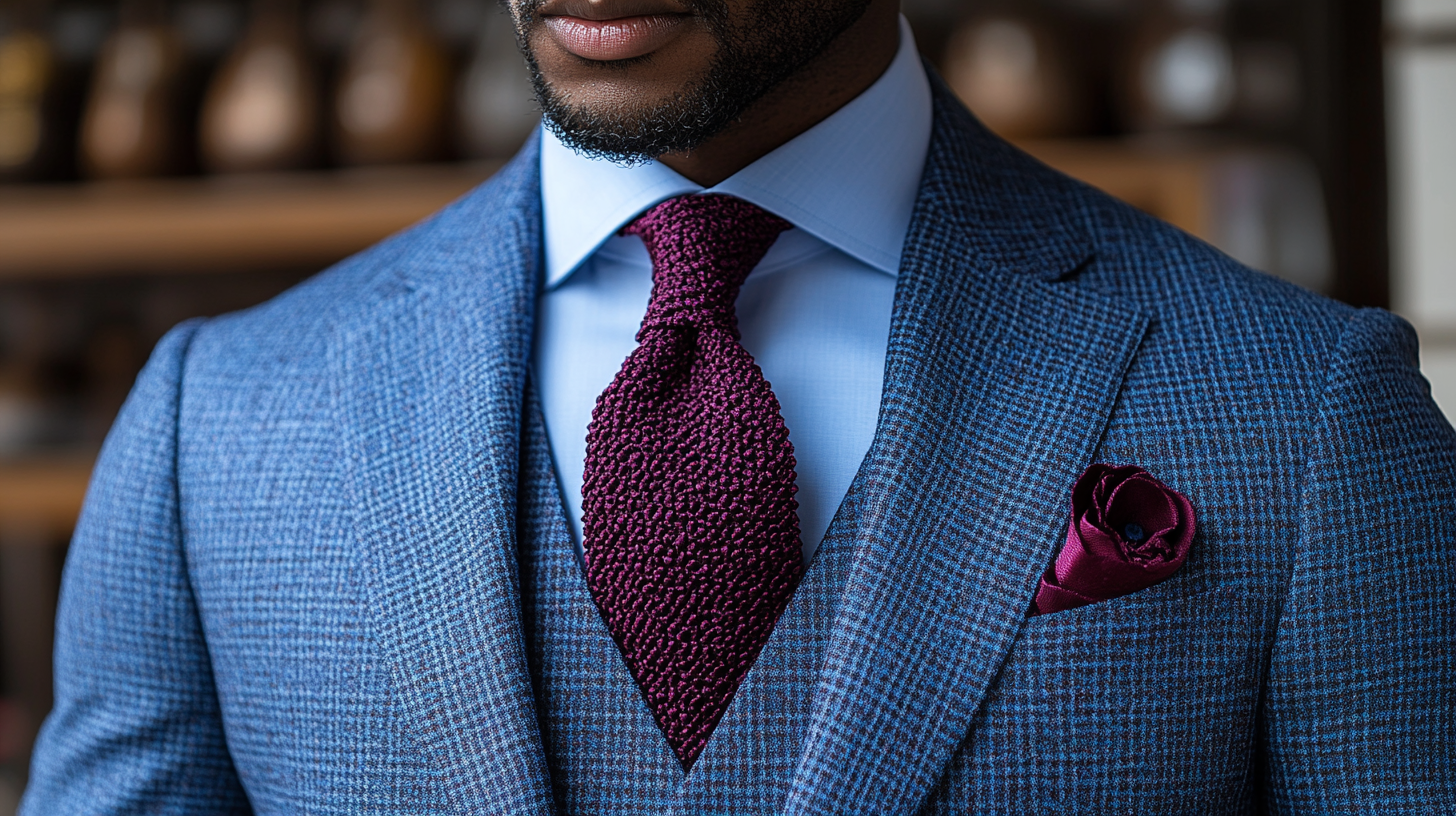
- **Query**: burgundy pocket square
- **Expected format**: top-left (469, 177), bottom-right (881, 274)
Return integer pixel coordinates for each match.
top-left (1030, 463), bottom-right (1196, 617)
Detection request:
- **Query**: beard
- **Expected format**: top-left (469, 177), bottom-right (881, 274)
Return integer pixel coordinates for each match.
top-left (508, 0), bottom-right (872, 164)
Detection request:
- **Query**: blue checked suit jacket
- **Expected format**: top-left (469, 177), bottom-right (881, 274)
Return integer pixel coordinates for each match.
top-left (22, 78), bottom-right (1456, 815)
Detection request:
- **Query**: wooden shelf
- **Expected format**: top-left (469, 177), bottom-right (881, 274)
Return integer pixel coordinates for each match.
top-left (0, 455), bottom-right (94, 538)
top-left (0, 144), bottom-right (1249, 282)
top-left (0, 162), bottom-right (501, 280)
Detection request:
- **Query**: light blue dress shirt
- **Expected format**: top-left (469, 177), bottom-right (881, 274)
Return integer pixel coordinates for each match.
top-left (534, 17), bottom-right (932, 563)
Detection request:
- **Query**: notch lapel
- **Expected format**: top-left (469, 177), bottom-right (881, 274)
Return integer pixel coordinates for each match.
top-left (786, 84), bottom-right (1150, 815)
top-left (341, 143), bottom-right (553, 814)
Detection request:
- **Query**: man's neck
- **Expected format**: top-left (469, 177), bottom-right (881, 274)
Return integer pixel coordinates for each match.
top-left (656, 0), bottom-right (901, 187)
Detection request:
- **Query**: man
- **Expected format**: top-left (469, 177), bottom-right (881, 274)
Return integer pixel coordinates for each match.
top-left (21, 0), bottom-right (1456, 811)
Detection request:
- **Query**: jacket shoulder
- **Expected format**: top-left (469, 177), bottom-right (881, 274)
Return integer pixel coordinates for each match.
top-left (922, 74), bottom-right (1356, 356)
top-left (1076, 178), bottom-right (1353, 330)
top-left (183, 144), bottom-right (542, 377)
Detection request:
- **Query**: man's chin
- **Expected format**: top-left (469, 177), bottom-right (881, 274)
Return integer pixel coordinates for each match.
top-left (532, 73), bottom-right (735, 164)
top-left (542, 117), bottom-right (661, 166)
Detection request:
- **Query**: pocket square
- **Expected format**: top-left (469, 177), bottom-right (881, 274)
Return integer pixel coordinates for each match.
top-left (1031, 464), bottom-right (1196, 617)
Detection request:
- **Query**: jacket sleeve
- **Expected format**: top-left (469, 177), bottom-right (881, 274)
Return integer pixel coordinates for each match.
top-left (1262, 308), bottom-right (1456, 811)
top-left (20, 320), bottom-right (251, 815)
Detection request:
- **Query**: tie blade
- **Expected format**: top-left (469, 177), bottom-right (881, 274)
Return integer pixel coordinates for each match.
top-left (583, 194), bottom-right (804, 765)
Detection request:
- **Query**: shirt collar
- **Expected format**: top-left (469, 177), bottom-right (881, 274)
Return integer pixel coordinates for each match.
top-left (539, 16), bottom-right (932, 288)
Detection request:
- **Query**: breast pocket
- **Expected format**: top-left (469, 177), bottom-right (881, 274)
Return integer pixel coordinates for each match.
top-left (925, 586), bottom-right (1275, 815)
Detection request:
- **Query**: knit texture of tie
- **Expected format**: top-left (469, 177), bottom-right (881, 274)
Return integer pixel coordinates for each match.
top-left (581, 194), bottom-right (805, 768)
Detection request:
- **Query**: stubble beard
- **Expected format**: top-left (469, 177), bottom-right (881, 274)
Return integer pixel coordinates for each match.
top-left (507, 0), bottom-right (873, 165)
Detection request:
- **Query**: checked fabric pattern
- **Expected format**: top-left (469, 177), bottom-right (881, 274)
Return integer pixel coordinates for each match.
top-left (581, 194), bottom-right (806, 767)
top-left (21, 77), bottom-right (1456, 815)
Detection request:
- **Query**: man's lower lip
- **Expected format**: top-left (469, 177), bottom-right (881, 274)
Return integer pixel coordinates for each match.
top-left (542, 14), bottom-right (689, 62)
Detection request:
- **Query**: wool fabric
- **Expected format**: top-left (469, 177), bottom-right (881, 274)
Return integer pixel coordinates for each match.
top-left (581, 194), bottom-right (806, 767)
top-left (24, 84), bottom-right (1456, 816)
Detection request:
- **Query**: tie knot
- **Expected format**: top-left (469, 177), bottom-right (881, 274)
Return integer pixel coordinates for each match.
top-left (623, 194), bottom-right (791, 330)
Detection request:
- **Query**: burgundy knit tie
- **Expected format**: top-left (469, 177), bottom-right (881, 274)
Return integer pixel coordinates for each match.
top-left (581, 194), bottom-right (805, 768)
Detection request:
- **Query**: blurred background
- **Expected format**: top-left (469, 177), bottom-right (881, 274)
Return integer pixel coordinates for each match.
top-left (0, 0), bottom-right (1450, 806)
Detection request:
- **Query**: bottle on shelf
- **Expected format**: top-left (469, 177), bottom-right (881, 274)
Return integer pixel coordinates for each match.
top-left (426, 0), bottom-right (489, 59)
top-left (78, 0), bottom-right (185, 179)
top-left (0, 294), bottom-right (40, 458)
top-left (0, 0), bottom-right (103, 182)
top-left (43, 2), bottom-right (115, 181)
top-left (1120, 0), bottom-right (1236, 132)
top-left (455, 3), bottom-right (537, 159)
top-left (174, 0), bottom-right (246, 173)
top-left (0, 0), bottom-right (59, 180)
top-left (175, 0), bottom-right (245, 62)
top-left (199, 0), bottom-right (317, 173)
top-left (941, 9), bottom-right (1084, 141)
top-left (1231, 29), bottom-right (1301, 131)
top-left (0, 293), bottom-right (81, 457)
top-left (0, 360), bottom-right (47, 459)
top-left (305, 0), bottom-right (362, 160)
top-left (306, 0), bottom-right (362, 63)
top-left (333, 0), bottom-right (450, 166)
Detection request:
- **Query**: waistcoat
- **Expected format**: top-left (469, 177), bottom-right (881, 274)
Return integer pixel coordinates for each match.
top-left (518, 383), bottom-right (860, 815)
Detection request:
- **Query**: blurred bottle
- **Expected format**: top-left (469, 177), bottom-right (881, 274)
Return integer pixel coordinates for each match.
top-left (79, 0), bottom-right (185, 178)
top-left (1047, 0), bottom-right (1138, 15)
top-left (307, 0), bottom-right (362, 62)
top-left (306, 0), bottom-right (361, 166)
top-left (942, 11), bottom-right (1084, 140)
top-left (427, 0), bottom-right (488, 58)
top-left (0, 294), bottom-right (61, 457)
top-left (0, 361), bottom-right (46, 458)
top-left (455, 3), bottom-right (536, 159)
top-left (175, 0), bottom-right (245, 172)
top-left (0, 0), bottom-right (60, 180)
top-left (44, 2), bottom-right (114, 180)
top-left (1121, 0), bottom-right (1235, 132)
top-left (176, 0), bottom-right (243, 61)
top-left (334, 0), bottom-right (450, 165)
top-left (199, 0), bottom-right (316, 173)
top-left (0, 0), bottom-right (100, 181)
top-left (1232, 39), bottom-right (1300, 130)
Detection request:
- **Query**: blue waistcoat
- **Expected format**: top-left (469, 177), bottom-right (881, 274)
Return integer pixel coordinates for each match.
top-left (518, 382), bottom-right (856, 814)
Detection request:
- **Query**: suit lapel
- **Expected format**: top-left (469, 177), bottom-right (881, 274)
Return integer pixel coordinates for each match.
top-left (786, 81), bottom-right (1150, 815)
top-left (341, 142), bottom-right (553, 814)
